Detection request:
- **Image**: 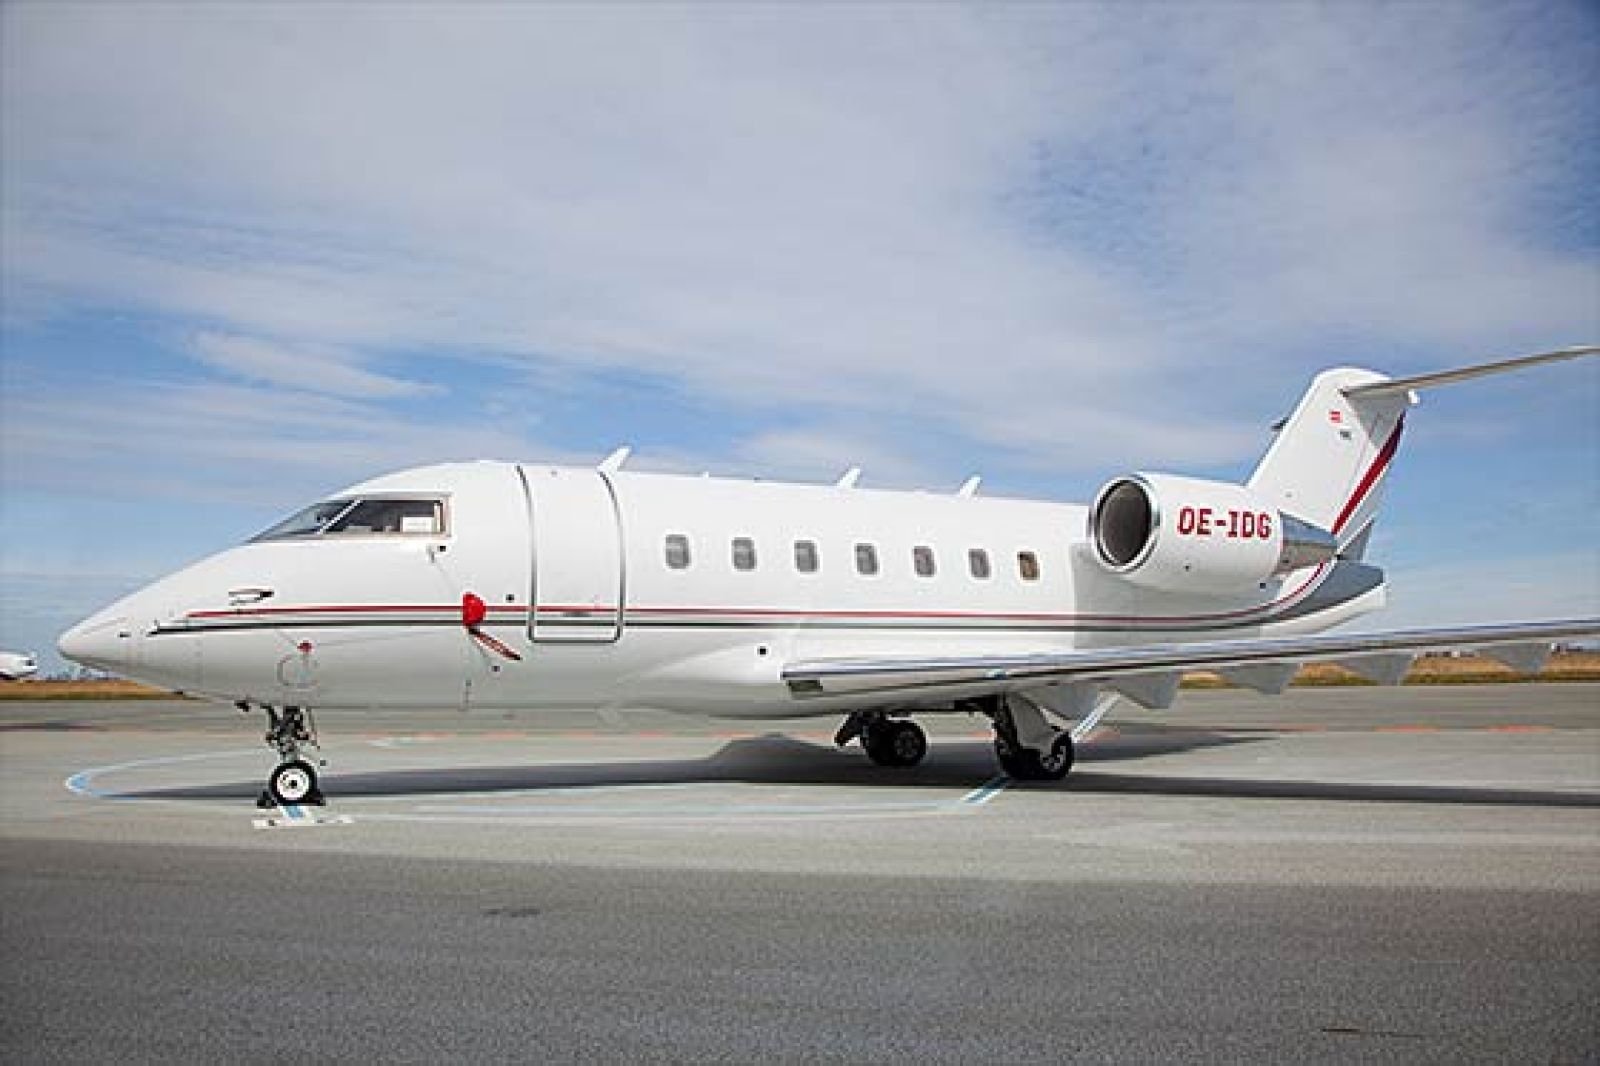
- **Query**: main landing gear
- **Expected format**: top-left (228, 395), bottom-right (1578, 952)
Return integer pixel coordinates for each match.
top-left (981, 694), bottom-right (1074, 781)
top-left (834, 711), bottom-right (928, 768)
top-left (240, 702), bottom-right (326, 808)
top-left (834, 698), bottom-right (1076, 779)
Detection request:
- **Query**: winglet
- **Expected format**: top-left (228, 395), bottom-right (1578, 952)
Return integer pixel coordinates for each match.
top-left (598, 446), bottom-right (632, 474)
top-left (1342, 345), bottom-right (1597, 400)
top-left (836, 467), bottom-right (862, 489)
top-left (957, 476), bottom-right (982, 498)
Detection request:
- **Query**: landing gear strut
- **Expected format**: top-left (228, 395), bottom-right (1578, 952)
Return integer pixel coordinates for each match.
top-left (245, 702), bottom-right (326, 807)
top-left (835, 711), bottom-right (928, 768)
top-left (981, 695), bottom-right (1074, 781)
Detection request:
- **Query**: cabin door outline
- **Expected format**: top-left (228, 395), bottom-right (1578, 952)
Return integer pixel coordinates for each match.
top-left (524, 467), bottom-right (626, 643)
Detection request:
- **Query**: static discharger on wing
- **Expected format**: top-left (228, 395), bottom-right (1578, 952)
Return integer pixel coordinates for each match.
top-left (58, 345), bottom-right (1599, 807)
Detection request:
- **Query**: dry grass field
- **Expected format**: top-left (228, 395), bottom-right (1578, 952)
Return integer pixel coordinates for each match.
top-left (4, 652), bottom-right (1597, 700)
top-left (0, 679), bottom-right (186, 700)
top-left (1184, 651), bottom-right (1600, 688)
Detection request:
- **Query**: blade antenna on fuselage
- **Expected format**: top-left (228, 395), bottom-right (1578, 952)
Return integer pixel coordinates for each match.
top-left (598, 447), bottom-right (632, 474)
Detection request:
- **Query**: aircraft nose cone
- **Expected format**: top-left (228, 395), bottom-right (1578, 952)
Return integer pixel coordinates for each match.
top-left (58, 615), bottom-right (130, 673)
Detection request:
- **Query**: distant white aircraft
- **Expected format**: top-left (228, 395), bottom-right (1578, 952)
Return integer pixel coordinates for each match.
top-left (60, 346), bottom-right (1598, 806)
top-left (0, 651), bottom-right (39, 681)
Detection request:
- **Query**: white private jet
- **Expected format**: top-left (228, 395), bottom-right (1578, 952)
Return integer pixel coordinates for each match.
top-left (0, 651), bottom-right (39, 681)
top-left (60, 346), bottom-right (1598, 807)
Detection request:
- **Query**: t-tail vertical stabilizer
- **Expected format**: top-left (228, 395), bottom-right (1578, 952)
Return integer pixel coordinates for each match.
top-left (1246, 367), bottom-right (1407, 555)
top-left (1248, 345), bottom-right (1597, 557)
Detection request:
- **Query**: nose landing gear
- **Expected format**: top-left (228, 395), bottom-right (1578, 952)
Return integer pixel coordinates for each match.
top-left (242, 702), bottom-right (326, 808)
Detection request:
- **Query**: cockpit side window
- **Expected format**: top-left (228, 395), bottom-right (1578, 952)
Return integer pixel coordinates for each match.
top-left (251, 497), bottom-right (445, 542)
top-left (326, 498), bottom-right (443, 535)
top-left (251, 499), bottom-right (359, 541)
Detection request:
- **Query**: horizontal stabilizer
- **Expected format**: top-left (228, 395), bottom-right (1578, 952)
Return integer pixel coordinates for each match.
top-left (1343, 345), bottom-right (1597, 400)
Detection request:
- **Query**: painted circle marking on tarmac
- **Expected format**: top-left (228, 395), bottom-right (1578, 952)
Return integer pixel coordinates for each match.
top-left (65, 749), bottom-right (264, 799)
top-left (64, 744), bottom-right (1010, 825)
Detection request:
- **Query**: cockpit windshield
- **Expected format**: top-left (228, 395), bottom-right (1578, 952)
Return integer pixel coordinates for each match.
top-left (251, 497), bottom-right (446, 542)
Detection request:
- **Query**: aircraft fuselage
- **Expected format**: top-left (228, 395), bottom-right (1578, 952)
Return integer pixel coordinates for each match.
top-left (58, 460), bottom-right (1380, 716)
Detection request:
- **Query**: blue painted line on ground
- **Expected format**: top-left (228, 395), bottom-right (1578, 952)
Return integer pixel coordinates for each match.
top-left (961, 774), bottom-right (1012, 806)
top-left (64, 749), bottom-right (261, 800)
top-left (418, 776), bottom-right (1014, 819)
top-left (416, 800), bottom-right (956, 817)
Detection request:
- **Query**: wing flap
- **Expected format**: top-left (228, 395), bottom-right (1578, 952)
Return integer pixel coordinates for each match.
top-left (782, 619), bottom-right (1598, 700)
top-left (1110, 672), bottom-right (1182, 710)
top-left (1219, 662), bottom-right (1299, 695)
top-left (1335, 653), bottom-right (1415, 686)
top-left (1481, 643), bottom-right (1551, 675)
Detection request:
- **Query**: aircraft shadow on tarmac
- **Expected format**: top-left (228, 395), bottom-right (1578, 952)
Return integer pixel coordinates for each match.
top-left (1064, 773), bottom-right (1600, 808)
top-left (118, 728), bottom-right (1598, 808)
top-left (121, 728), bottom-right (1253, 801)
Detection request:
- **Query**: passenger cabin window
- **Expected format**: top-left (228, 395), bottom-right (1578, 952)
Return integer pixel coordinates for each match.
top-left (1017, 550), bottom-right (1041, 581)
top-left (912, 546), bottom-right (936, 577)
top-left (968, 549), bottom-right (992, 580)
top-left (732, 537), bottom-right (757, 572)
top-left (664, 534), bottom-right (691, 570)
top-left (794, 540), bottom-right (819, 574)
top-left (855, 543), bottom-right (879, 576)
top-left (252, 497), bottom-right (443, 541)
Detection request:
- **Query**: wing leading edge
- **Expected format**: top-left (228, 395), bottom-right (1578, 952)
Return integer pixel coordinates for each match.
top-left (782, 618), bottom-right (1600, 706)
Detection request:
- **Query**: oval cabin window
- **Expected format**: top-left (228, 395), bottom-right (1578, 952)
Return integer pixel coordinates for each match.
top-left (1017, 550), bottom-right (1041, 581)
top-left (732, 537), bottom-right (757, 572)
top-left (664, 534), bottom-right (691, 570)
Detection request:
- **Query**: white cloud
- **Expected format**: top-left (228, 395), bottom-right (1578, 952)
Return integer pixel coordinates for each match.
top-left (189, 331), bottom-right (435, 399)
top-left (0, 373), bottom-right (549, 507)
top-left (9, 5), bottom-right (1590, 475)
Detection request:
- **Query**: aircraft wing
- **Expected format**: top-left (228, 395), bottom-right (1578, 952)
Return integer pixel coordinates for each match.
top-left (782, 619), bottom-right (1600, 708)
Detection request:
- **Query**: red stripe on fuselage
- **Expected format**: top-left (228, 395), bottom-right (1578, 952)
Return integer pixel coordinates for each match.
top-left (185, 440), bottom-right (1401, 631)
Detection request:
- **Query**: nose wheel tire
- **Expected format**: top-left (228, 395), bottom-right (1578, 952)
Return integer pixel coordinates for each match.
top-left (995, 731), bottom-right (1074, 781)
top-left (863, 719), bottom-right (928, 768)
top-left (267, 760), bottom-right (319, 806)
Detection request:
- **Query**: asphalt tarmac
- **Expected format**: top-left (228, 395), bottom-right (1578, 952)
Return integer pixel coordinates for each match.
top-left (3, 685), bottom-right (1598, 1062)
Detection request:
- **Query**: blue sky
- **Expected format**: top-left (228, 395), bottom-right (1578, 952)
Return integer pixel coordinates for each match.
top-left (2, 2), bottom-right (1596, 673)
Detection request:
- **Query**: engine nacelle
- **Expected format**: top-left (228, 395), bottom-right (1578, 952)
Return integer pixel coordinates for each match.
top-left (1088, 473), bottom-right (1336, 594)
